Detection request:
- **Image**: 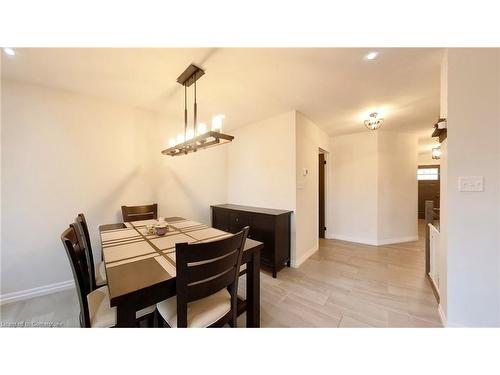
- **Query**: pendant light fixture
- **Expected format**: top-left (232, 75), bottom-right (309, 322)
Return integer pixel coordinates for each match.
top-left (364, 112), bottom-right (383, 130)
top-left (162, 64), bottom-right (234, 157)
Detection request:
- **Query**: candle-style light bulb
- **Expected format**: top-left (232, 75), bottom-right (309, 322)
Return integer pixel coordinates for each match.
top-left (197, 122), bottom-right (207, 135)
top-left (186, 128), bottom-right (194, 140)
top-left (211, 115), bottom-right (224, 132)
top-left (168, 138), bottom-right (176, 147)
top-left (177, 133), bottom-right (185, 144)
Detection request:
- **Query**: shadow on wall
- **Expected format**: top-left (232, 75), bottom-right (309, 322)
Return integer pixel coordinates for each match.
top-left (89, 167), bottom-right (143, 223)
top-left (166, 167), bottom-right (207, 219)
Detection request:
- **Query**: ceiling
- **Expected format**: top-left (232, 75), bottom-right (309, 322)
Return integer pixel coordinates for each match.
top-left (2, 48), bottom-right (442, 142)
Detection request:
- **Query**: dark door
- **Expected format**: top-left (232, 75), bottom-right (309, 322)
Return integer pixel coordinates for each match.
top-left (319, 153), bottom-right (325, 238)
top-left (418, 165), bottom-right (440, 219)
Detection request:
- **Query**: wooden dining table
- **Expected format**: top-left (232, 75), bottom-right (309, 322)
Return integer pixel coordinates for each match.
top-left (99, 216), bottom-right (263, 327)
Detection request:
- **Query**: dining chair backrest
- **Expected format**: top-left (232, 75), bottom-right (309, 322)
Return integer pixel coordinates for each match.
top-left (61, 223), bottom-right (92, 327)
top-left (75, 213), bottom-right (97, 290)
top-left (121, 203), bottom-right (158, 222)
top-left (175, 226), bottom-right (249, 328)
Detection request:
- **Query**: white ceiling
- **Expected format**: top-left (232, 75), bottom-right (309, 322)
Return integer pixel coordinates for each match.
top-left (2, 48), bottom-right (442, 142)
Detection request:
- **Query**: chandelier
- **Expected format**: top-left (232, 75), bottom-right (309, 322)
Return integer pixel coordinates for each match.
top-left (364, 112), bottom-right (383, 130)
top-left (161, 64), bottom-right (234, 157)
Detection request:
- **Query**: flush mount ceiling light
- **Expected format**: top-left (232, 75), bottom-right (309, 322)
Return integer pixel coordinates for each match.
top-left (364, 51), bottom-right (379, 61)
top-left (364, 112), bottom-right (384, 130)
top-left (161, 64), bottom-right (234, 157)
top-left (3, 47), bottom-right (15, 56)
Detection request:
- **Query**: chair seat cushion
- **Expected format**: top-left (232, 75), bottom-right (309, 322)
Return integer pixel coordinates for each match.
top-left (156, 289), bottom-right (231, 328)
top-left (87, 286), bottom-right (155, 328)
top-left (95, 262), bottom-right (107, 286)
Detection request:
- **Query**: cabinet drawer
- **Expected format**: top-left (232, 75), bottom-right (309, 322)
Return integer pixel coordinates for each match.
top-left (229, 211), bottom-right (252, 233)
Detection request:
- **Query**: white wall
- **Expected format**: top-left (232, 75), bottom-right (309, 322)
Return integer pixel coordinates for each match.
top-left (226, 111), bottom-right (297, 260)
top-left (418, 152), bottom-right (441, 166)
top-left (295, 112), bottom-right (330, 266)
top-left (498, 49), bottom-right (500, 325)
top-left (438, 50), bottom-right (448, 321)
top-left (330, 130), bottom-right (418, 245)
top-left (442, 49), bottom-right (500, 327)
top-left (378, 131), bottom-right (418, 243)
top-left (227, 111), bottom-right (296, 210)
top-left (330, 132), bottom-right (379, 244)
top-left (1, 80), bottom-right (158, 297)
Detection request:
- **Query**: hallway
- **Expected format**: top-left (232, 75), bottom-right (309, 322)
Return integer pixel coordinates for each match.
top-left (259, 220), bottom-right (442, 327)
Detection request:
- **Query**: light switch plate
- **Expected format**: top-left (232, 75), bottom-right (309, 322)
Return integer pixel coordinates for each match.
top-left (458, 176), bottom-right (484, 192)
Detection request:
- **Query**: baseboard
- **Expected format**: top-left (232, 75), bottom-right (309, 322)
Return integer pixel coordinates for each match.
top-left (438, 304), bottom-right (447, 327)
top-left (325, 232), bottom-right (335, 240)
top-left (376, 236), bottom-right (419, 245)
top-left (330, 234), bottom-right (379, 246)
top-left (291, 245), bottom-right (318, 268)
top-left (330, 234), bottom-right (419, 246)
top-left (377, 236), bottom-right (418, 246)
top-left (0, 280), bottom-right (75, 305)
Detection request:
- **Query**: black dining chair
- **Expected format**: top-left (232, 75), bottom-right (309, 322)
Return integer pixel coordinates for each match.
top-left (121, 203), bottom-right (158, 222)
top-left (156, 227), bottom-right (249, 328)
top-left (75, 213), bottom-right (106, 291)
top-left (61, 223), bottom-right (156, 328)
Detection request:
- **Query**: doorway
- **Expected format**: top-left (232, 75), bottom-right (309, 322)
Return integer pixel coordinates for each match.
top-left (318, 151), bottom-right (326, 238)
top-left (417, 165), bottom-right (440, 219)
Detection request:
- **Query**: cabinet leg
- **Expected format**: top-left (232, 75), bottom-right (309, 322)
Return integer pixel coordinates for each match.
top-left (272, 269), bottom-right (277, 278)
top-left (286, 259), bottom-right (291, 267)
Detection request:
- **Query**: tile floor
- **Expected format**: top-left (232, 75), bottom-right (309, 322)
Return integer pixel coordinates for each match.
top-left (1, 220), bottom-right (442, 328)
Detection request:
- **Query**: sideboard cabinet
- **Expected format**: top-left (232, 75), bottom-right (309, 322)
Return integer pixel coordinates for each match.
top-left (211, 204), bottom-right (292, 278)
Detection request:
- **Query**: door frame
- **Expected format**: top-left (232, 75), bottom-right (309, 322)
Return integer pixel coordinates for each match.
top-left (319, 148), bottom-right (330, 239)
top-left (417, 164), bottom-right (441, 219)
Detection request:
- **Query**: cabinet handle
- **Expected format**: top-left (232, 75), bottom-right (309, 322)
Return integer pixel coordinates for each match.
top-left (235, 217), bottom-right (239, 222)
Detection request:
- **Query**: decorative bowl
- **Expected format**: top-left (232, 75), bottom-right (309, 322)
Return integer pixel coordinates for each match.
top-left (155, 224), bottom-right (168, 236)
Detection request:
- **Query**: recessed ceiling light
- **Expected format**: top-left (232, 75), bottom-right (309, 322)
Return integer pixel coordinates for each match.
top-left (364, 51), bottom-right (379, 61)
top-left (3, 47), bottom-right (16, 56)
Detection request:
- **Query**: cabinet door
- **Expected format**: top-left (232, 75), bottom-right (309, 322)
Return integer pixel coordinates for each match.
top-left (229, 211), bottom-right (252, 233)
top-left (212, 208), bottom-right (230, 232)
top-left (250, 214), bottom-right (275, 262)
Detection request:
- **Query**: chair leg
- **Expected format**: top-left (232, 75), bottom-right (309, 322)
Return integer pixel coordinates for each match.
top-left (147, 313), bottom-right (154, 328)
top-left (156, 311), bottom-right (167, 328)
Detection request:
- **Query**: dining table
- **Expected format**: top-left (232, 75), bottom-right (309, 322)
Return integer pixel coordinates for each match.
top-left (99, 216), bottom-right (263, 327)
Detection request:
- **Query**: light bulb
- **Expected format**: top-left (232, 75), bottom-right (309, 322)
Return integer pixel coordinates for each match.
top-left (168, 138), bottom-right (176, 147)
top-left (211, 115), bottom-right (224, 132)
top-left (186, 129), bottom-right (194, 140)
top-left (432, 146), bottom-right (441, 160)
top-left (197, 122), bottom-right (207, 135)
top-left (364, 51), bottom-right (379, 60)
top-left (176, 133), bottom-right (185, 144)
top-left (3, 48), bottom-right (15, 56)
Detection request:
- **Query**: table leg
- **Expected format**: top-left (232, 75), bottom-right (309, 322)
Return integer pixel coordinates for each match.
top-left (116, 303), bottom-right (136, 327)
top-left (246, 250), bottom-right (261, 327)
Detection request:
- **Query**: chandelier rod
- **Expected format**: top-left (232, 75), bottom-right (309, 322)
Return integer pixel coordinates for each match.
top-left (184, 84), bottom-right (187, 142)
top-left (194, 71), bottom-right (198, 136)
